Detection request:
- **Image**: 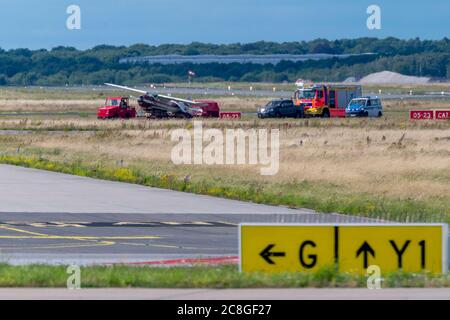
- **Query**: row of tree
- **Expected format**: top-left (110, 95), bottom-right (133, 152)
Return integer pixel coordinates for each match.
top-left (0, 38), bottom-right (449, 85)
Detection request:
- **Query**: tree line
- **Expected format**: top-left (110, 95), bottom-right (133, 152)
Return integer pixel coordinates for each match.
top-left (0, 37), bottom-right (450, 85)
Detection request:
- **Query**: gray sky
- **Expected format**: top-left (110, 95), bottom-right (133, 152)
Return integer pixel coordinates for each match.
top-left (0, 0), bottom-right (448, 49)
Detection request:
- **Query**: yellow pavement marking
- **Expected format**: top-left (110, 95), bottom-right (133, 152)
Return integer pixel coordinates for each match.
top-left (0, 224), bottom-right (160, 243)
top-left (0, 225), bottom-right (48, 237)
top-left (0, 224), bottom-right (117, 250)
top-left (0, 235), bottom-right (160, 240)
top-left (0, 242), bottom-right (115, 250)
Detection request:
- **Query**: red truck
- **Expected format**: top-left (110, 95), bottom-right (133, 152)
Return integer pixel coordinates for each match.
top-left (194, 100), bottom-right (221, 118)
top-left (194, 100), bottom-right (241, 119)
top-left (294, 84), bottom-right (362, 118)
top-left (97, 97), bottom-right (136, 119)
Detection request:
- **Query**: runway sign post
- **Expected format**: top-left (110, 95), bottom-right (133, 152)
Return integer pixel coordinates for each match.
top-left (239, 224), bottom-right (448, 274)
top-left (436, 110), bottom-right (450, 120)
top-left (220, 112), bottom-right (242, 119)
top-left (409, 110), bottom-right (434, 120)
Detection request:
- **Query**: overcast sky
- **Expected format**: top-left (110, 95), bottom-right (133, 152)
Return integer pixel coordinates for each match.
top-left (0, 0), bottom-right (448, 49)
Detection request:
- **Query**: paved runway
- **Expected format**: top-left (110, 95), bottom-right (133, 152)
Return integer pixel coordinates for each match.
top-left (0, 164), bottom-right (372, 265)
top-left (1, 164), bottom-right (319, 214)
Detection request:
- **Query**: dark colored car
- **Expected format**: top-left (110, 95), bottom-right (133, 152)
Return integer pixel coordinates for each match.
top-left (258, 99), bottom-right (303, 119)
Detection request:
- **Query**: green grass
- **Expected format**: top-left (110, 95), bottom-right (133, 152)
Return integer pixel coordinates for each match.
top-left (0, 154), bottom-right (448, 223)
top-left (166, 82), bottom-right (450, 95)
top-left (0, 117), bottom-right (448, 134)
top-left (0, 264), bottom-right (448, 288)
top-left (0, 87), bottom-right (106, 100)
top-left (2, 84), bottom-right (449, 103)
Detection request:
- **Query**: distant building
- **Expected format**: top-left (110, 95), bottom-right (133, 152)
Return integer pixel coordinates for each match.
top-left (119, 53), bottom-right (376, 65)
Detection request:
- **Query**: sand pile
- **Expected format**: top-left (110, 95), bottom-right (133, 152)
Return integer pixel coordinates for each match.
top-left (358, 71), bottom-right (431, 84)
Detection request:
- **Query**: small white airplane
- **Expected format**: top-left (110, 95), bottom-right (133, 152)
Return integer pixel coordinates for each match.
top-left (105, 83), bottom-right (205, 119)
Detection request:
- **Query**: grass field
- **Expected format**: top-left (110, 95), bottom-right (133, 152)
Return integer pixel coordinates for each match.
top-left (1, 85), bottom-right (450, 114)
top-left (0, 87), bottom-right (448, 288)
top-left (0, 264), bottom-right (448, 288)
top-left (165, 81), bottom-right (450, 95)
top-left (0, 87), bottom-right (449, 223)
top-left (1, 97), bottom-right (450, 116)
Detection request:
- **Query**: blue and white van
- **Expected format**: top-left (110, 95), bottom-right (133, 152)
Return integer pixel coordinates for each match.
top-left (346, 97), bottom-right (383, 118)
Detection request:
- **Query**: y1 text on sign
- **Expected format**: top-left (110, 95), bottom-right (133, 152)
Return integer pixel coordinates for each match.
top-left (339, 225), bottom-right (446, 273)
top-left (239, 224), bottom-right (448, 274)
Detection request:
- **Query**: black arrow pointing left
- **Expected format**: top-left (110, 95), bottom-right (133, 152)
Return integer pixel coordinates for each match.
top-left (260, 244), bottom-right (286, 264)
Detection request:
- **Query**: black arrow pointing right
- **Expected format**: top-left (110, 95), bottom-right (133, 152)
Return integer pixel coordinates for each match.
top-left (260, 244), bottom-right (286, 265)
top-left (356, 241), bottom-right (376, 269)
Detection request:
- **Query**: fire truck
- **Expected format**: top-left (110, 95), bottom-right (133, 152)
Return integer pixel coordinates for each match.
top-left (294, 84), bottom-right (362, 118)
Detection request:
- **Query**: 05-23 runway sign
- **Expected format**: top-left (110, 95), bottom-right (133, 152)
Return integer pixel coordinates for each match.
top-left (239, 224), bottom-right (448, 274)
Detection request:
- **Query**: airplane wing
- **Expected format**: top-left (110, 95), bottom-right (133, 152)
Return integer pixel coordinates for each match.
top-left (104, 83), bottom-right (148, 95)
top-left (157, 94), bottom-right (204, 106)
top-left (105, 83), bottom-right (204, 105)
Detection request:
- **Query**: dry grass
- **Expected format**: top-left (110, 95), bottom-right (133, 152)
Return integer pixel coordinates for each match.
top-left (19, 124), bottom-right (448, 201)
top-left (0, 97), bottom-right (268, 113)
top-left (1, 97), bottom-right (449, 115)
top-left (0, 99), bottom-right (101, 112)
top-left (168, 81), bottom-right (450, 93)
top-left (0, 84), bottom-right (449, 115)
top-left (279, 127), bottom-right (450, 200)
top-left (0, 87), bottom-right (106, 100)
top-left (215, 97), bottom-right (269, 112)
top-left (384, 99), bottom-right (450, 112)
top-left (0, 90), bottom-right (449, 219)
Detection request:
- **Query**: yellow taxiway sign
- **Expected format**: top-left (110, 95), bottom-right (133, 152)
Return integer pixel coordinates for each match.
top-left (239, 224), bottom-right (448, 274)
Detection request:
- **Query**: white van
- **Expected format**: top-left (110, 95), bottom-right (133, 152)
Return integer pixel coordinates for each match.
top-left (346, 97), bottom-right (383, 118)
